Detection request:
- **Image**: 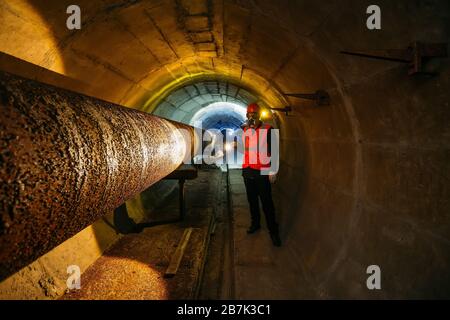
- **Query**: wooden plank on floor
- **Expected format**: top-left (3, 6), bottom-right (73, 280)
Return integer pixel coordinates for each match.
top-left (164, 228), bottom-right (193, 278)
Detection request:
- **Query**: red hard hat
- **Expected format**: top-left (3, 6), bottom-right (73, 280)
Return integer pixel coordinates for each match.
top-left (247, 103), bottom-right (260, 113)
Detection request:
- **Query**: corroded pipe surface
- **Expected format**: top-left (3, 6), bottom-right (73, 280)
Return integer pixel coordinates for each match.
top-left (0, 71), bottom-right (193, 280)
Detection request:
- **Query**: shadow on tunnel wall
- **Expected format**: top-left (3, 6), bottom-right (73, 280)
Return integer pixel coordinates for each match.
top-left (110, 179), bottom-right (179, 235)
top-left (273, 116), bottom-right (310, 242)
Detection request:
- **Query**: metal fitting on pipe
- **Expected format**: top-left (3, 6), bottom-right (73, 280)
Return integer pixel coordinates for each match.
top-left (0, 71), bottom-right (195, 280)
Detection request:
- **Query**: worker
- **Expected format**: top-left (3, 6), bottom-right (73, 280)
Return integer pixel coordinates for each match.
top-left (240, 102), bottom-right (281, 247)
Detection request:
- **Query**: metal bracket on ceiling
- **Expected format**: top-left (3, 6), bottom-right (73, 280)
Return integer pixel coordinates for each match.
top-left (340, 41), bottom-right (448, 76)
top-left (268, 106), bottom-right (292, 116)
top-left (284, 90), bottom-right (330, 107)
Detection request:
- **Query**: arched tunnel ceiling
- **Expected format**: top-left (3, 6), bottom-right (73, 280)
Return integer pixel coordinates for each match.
top-left (152, 80), bottom-right (255, 125)
top-left (1, 0), bottom-right (448, 111)
top-left (1, 0), bottom-right (302, 109)
top-left (189, 101), bottom-right (247, 130)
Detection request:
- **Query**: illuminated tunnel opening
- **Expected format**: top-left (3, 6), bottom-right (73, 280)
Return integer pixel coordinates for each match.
top-left (190, 101), bottom-right (247, 168)
top-left (150, 79), bottom-right (268, 123)
top-left (150, 79), bottom-right (274, 168)
top-left (189, 101), bottom-right (246, 131)
top-left (150, 77), bottom-right (283, 170)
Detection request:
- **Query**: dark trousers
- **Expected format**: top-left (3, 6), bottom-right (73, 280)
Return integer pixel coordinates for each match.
top-left (243, 175), bottom-right (279, 235)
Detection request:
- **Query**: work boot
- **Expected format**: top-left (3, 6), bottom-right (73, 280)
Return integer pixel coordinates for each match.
top-left (270, 233), bottom-right (282, 247)
top-left (247, 225), bottom-right (261, 234)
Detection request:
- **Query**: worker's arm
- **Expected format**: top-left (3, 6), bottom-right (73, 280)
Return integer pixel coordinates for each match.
top-left (266, 126), bottom-right (277, 183)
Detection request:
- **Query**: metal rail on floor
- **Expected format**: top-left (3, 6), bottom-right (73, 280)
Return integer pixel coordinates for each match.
top-left (225, 164), bottom-right (236, 299)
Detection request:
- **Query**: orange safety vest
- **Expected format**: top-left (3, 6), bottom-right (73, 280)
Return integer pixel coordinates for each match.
top-left (242, 123), bottom-right (272, 170)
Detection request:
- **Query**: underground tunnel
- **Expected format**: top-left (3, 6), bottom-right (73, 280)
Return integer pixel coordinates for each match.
top-left (0, 0), bottom-right (449, 300)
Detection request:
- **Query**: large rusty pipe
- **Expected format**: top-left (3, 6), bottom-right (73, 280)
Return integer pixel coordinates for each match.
top-left (0, 71), bottom-right (196, 280)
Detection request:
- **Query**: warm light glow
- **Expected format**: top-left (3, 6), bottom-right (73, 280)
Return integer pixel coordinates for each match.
top-left (225, 143), bottom-right (233, 151)
top-left (142, 72), bottom-right (210, 112)
top-left (89, 256), bottom-right (169, 299)
top-left (261, 110), bottom-right (269, 119)
top-left (0, 1), bottom-right (66, 74)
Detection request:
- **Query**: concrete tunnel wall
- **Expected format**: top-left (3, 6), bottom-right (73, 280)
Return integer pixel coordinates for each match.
top-left (0, 0), bottom-right (449, 298)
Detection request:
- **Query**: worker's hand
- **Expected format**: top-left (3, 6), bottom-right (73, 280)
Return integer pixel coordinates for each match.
top-left (268, 172), bottom-right (277, 184)
top-left (224, 141), bottom-right (237, 152)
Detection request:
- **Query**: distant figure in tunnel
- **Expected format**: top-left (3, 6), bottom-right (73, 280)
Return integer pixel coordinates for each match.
top-left (241, 103), bottom-right (281, 247)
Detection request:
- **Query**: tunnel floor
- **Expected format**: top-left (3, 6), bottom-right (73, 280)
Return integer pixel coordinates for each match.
top-left (62, 169), bottom-right (220, 300)
top-left (61, 168), bottom-right (315, 300)
top-left (228, 170), bottom-right (315, 299)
